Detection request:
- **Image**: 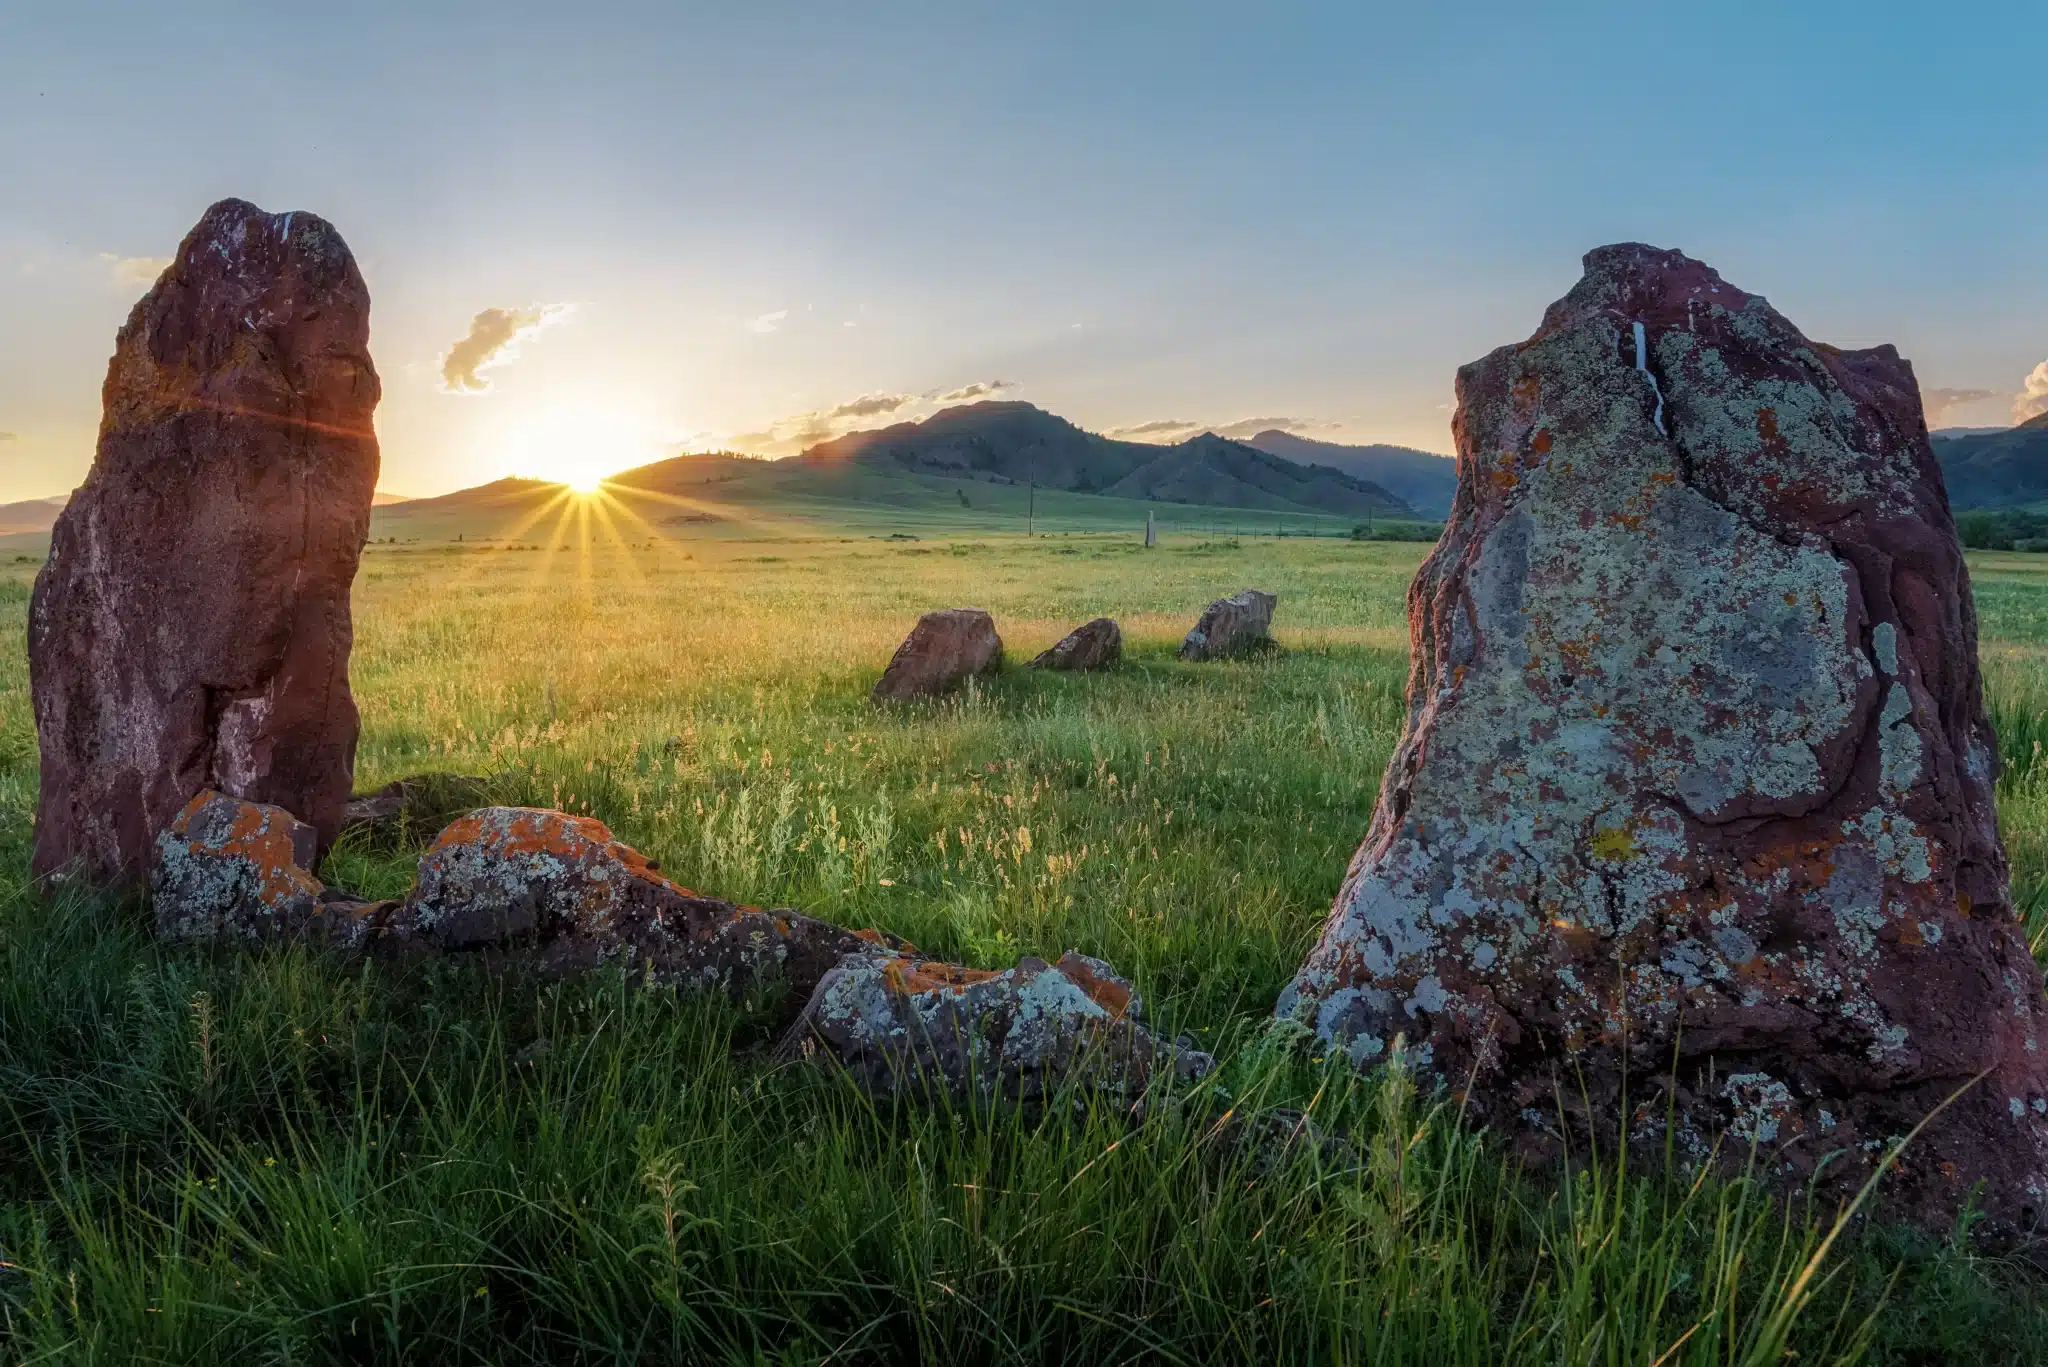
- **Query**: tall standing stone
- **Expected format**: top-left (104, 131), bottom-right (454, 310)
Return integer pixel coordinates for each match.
top-left (1277, 244), bottom-right (2048, 1234)
top-left (30, 199), bottom-right (380, 885)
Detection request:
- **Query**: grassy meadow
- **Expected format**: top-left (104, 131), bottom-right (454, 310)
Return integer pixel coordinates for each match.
top-left (3, 507), bottom-right (2048, 1363)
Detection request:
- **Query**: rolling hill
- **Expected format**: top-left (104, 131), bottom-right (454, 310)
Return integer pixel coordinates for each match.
top-left (0, 498), bottom-right (66, 536)
top-left (1934, 413), bottom-right (2048, 509)
top-left (1239, 430), bottom-right (1459, 518)
top-left (798, 401), bottom-right (1417, 518)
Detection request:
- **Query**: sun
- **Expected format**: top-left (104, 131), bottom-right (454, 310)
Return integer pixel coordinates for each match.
top-left (494, 396), bottom-right (660, 493)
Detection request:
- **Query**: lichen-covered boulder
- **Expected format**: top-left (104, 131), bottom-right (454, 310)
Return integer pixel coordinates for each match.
top-left (795, 950), bottom-right (1214, 1103)
top-left (1178, 590), bottom-right (1275, 661)
top-left (1030, 617), bottom-right (1122, 671)
top-left (1277, 244), bottom-right (2048, 1235)
top-left (30, 198), bottom-right (380, 886)
top-left (392, 806), bottom-right (896, 1003)
top-left (152, 790), bottom-right (389, 947)
top-left (873, 609), bottom-right (1002, 700)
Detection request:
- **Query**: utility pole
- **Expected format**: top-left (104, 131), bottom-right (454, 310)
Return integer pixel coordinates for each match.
top-left (1027, 449), bottom-right (1036, 537)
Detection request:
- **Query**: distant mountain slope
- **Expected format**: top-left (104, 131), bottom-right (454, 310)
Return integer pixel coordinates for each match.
top-left (0, 497), bottom-right (66, 536)
top-left (1102, 433), bottom-right (1401, 517)
top-left (800, 401), bottom-right (1417, 517)
top-left (1241, 430), bottom-right (1458, 518)
top-left (1935, 412), bottom-right (2048, 509)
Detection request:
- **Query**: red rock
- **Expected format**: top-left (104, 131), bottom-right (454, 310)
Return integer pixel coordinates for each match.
top-left (152, 789), bottom-right (390, 946)
top-left (872, 608), bottom-right (1003, 700)
top-left (392, 806), bottom-right (896, 1004)
top-left (794, 949), bottom-right (1213, 1102)
top-left (1178, 589), bottom-right (1275, 660)
top-left (1030, 617), bottom-right (1122, 671)
top-left (29, 199), bottom-right (380, 885)
top-left (1278, 244), bottom-right (2048, 1235)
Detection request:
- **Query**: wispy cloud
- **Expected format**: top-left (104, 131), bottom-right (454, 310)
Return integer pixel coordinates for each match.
top-left (2017, 362), bottom-right (2048, 424)
top-left (932, 379), bottom-right (1014, 404)
top-left (748, 309), bottom-right (789, 334)
top-left (99, 253), bottom-right (172, 286)
top-left (0, 431), bottom-right (17, 442)
top-left (440, 304), bottom-right (570, 394)
top-left (727, 383), bottom-right (1015, 458)
top-left (1921, 387), bottom-right (1999, 428)
top-left (1106, 415), bottom-right (1339, 444)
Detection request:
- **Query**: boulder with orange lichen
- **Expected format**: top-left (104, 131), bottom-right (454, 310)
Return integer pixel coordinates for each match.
top-left (792, 950), bottom-right (1214, 1103)
top-left (389, 806), bottom-right (900, 1005)
top-left (152, 790), bottom-right (391, 947)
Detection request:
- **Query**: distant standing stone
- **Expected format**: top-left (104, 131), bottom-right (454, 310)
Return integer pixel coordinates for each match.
top-left (1277, 243), bottom-right (2048, 1237)
top-left (29, 198), bottom-right (380, 885)
top-left (1030, 617), bottom-right (1122, 671)
top-left (1179, 589), bottom-right (1276, 660)
top-left (873, 608), bottom-right (1003, 700)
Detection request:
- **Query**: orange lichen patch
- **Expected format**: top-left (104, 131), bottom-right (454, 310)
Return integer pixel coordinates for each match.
top-left (1057, 957), bottom-right (1135, 1021)
top-left (1491, 468), bottom-right (1520, 492)
top-left (611, 840), bottom-right (689, 894)
top-left (883, 958), bottom-right (1001, 995)
top-left (170, 791), bottom-right (321, 906)
top-left (855, 927), bottom-right (915, 953)
top-left (1530, 429), bottom-right (1553, 455)
top-left (1900, 920), bottom-right (1926, 947)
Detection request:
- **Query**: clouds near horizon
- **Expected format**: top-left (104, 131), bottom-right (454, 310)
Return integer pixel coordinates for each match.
top-left (1106, 415), bottom-right (1341, 444)
top-left (725, 381), bottom-right (1018, 457)
top-left (440, 304), bottom-right (569, 394)
top-left (1921, 387), bottom-right (1999, 428)
top-left (98, 253), bottom-right (171, 286)
top-left (2018, 362), bottom-right (2048, 424)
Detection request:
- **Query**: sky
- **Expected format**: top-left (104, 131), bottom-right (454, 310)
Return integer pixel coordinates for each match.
top-left (1, 0), bottom-right (2044, 501)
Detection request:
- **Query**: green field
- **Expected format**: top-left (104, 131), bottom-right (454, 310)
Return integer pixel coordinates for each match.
top-left (3, 516), bottom-right (2047, 1363)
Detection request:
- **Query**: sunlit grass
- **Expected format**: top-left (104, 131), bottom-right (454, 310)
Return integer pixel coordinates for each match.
top-left (0, 533), bottom-right (2044, 1361)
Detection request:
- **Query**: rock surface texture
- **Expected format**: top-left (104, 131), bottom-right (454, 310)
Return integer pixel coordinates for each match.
top-left (1277, 244), bottom-right (2048, 1234)
top-left (30, 198), bottom-right (380, 885)
top-left (1179, 589), bottom-right (1276, 661)
top-left (389, 807), bottom-right (902, 1001)
top-left (153, 790), bottom-right (388, 947)
top-left (873, 608), bottom-right (1003, 700)
top-left (1030, 617), bottom-right (1122, 671)
top-left (796, 950), bottom-right (1213, 1103)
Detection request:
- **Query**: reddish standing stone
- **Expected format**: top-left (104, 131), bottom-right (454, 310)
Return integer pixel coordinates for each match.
top-left (1277, 244), bottom-right (2048, 1235)
top-left (29, 199), bottom-right (380, 885)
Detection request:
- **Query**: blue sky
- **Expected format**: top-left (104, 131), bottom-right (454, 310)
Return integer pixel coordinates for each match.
top-left (2, 0), bottom-right (2043, 499)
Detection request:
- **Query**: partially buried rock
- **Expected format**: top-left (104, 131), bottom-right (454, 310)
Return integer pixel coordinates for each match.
top-left (873, 608), bottom-right (1003, 700)
top-left (1276, 243), bottom-right (2048, 1236)
top-left (1030, 617), bottom-right (1122, 671)
top-left (30, 198), bottom-right (380, 886)
top-left (390, 806), bottom-right (900, 1002)
top-left (153, 790), bottom-right (391, 948)
top-left (1179, 589), bottom-right (1276, 661)
top-left (795, 949), bottom-right (1213, 1104)
top-left (339, 772), bottom-right (497, 849)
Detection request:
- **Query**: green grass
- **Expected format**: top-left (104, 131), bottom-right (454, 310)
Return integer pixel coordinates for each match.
top-left (2, 528), bottom-right (2046, 1363)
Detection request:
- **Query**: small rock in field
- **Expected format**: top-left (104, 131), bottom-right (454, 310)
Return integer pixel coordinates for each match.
top-left (1029, 617), bottom-right (1122, 671)
top-left (794, 949), bottom-right (1214, 1103)
top-left (152, 790), bottom-right (391, 947)
top-left (1178, 590), bottom-right (1276, 661)
top-left (873, 608), bottom-right (1002, 700)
